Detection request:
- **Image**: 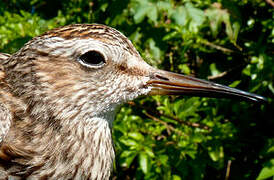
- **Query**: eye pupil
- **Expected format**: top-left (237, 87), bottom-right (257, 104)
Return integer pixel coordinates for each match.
top-left (79, 51), bottom-right (106, 67)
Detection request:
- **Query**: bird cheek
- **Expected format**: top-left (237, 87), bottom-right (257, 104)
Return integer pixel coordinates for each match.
top-left (133, 76), bottom-right (152, 96)
top-left (125, 86), bottom-right (137, 93)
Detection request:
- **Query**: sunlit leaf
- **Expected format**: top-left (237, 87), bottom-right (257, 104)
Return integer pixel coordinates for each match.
top-left (139, 152), bottom-right (149, 174)
top-left (257, 159), bottom-right (274, 180)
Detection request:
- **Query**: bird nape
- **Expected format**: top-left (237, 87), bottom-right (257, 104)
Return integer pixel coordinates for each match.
top-left (0, 24), bottom-right (266, 179)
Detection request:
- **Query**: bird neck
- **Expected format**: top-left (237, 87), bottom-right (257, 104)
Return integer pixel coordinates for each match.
top-left (4, 102), bottom-right (116, 179)
top-left (35, 113), bottom-right (115, 179)
top-left (52, 115), bottom-right (115, 179)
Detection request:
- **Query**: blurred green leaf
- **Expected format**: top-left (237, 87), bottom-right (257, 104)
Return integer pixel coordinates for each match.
top-left (172, 174), bottom-right (182, 180)
top-left (134, 2), bottom-right (150, 23)
top-left (208, 146), bottom-right (224, 162)
top-left (139, 152), bottom-right (149, 174)
top-left (120, 150), bottom-right (137, 168)
top-left (229, 80), bottom-right (241, 88)
top-left (210, 63), bottom-right (221, 77)
top-left (128, 132), bottom-right (144, 141)
top-left (257, 159), bottom-right (274, 180)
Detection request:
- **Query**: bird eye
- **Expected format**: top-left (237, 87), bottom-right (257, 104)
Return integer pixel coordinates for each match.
top-left (78, 51), bottom-right (106, 67)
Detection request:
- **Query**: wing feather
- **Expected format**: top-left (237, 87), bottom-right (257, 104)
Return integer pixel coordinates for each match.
top-left (0, 53), bottom-right (11, 61)
top-left (0, 103), bottom-right (11, 143)
top-left (0, 52), bottom-right (12, 143)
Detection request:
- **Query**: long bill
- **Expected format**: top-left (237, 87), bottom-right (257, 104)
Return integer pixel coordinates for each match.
top-left (147, 69), bottom-right (267, 103)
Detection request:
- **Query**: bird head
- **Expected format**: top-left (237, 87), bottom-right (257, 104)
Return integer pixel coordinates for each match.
top-left (4, 24), bottom-right (266, 122)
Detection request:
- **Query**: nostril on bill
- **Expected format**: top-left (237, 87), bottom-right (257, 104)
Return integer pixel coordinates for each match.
top-left (154, 74), bottom-right (170, 81)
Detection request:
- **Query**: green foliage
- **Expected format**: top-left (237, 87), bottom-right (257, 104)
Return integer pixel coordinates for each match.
top-left (0, 0), bottom-right (273, 179)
